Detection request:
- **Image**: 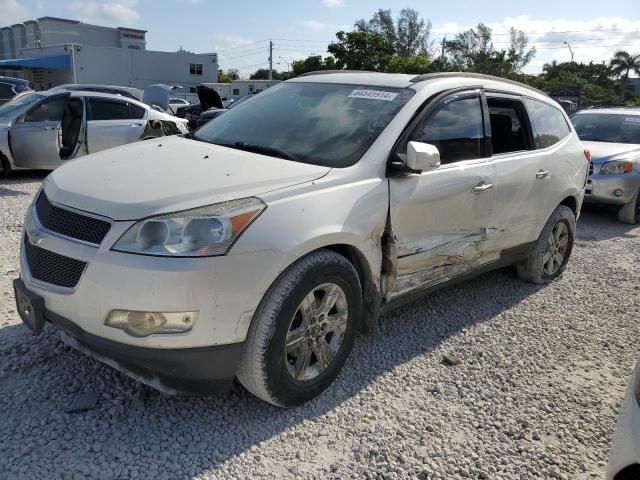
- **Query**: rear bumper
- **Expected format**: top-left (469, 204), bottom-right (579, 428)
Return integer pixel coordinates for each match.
top-left (584, 172), bottom-right (640, 205)
top-left (47, 309), bottom-right (244, 395)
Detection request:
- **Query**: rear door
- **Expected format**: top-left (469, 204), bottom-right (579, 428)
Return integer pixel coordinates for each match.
top-left (389, 89), bottom-right (499, 297)
top-left (86, 97), bottom-right (147, 153)
top-left (10, 94), bottom-right (68, 169)
top-left (484, 93), bottom-right (541, 250)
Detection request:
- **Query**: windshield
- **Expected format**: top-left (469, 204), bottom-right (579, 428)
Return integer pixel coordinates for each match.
top-left (192, 82), bottom-right (414, 167)
top-left (0, 92), bottom-right (44, 118)
top-left (571, 113), bottom-right (640, 144)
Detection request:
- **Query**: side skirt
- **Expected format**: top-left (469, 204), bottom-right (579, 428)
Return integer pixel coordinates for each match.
top-left (380, 241), bottom-right (535, 315)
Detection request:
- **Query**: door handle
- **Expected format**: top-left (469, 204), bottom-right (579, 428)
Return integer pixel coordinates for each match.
top-left (129, 123), bottom-right (143, 127)
top-left (472, 182), bottom-right (493, 193)
top-left (536, 170), bottom-right (550, 179)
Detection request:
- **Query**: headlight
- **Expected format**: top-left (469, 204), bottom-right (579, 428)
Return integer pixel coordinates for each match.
top-left (600, 160), bottom-right (634, 174)
top-left (112, 197), bottom-right (265, 256)
top-left (105, 310), bottom-right (198, 337)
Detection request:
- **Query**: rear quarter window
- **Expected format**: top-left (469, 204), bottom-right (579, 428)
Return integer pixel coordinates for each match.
top-left (524, 98), bottom-right (571, 149)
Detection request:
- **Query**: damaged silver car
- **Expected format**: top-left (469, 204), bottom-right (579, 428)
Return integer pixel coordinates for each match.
top-left (15, 72), bottom-right (588, 406)
top-left (0, 89), bottom-right (188, 173)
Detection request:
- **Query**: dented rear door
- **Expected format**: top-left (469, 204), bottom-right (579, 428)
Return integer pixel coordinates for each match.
top-left (388, 90), bottom-right (499, 297)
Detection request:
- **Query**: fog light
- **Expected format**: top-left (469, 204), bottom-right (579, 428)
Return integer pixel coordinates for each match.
top-left (105, 310), bottom-right (198, 337)
top-left (615, 189), bottom-right (624, 197)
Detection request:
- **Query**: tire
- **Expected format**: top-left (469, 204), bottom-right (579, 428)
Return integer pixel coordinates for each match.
top-left (237, 249), bottom-right (362, 407)
top-left (618, 188), bottom-right (640, 224)
top-left (0, 154), bottom-right (10, 177)
top-left (516, 205), bottom-right (575, 284)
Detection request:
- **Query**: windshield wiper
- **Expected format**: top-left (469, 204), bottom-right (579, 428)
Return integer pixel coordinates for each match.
top-left (216, 141), bottom-right (298, 160)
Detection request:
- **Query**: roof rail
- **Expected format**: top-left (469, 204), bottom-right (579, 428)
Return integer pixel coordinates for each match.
top-left (297, 70), bottom-right (380, 77)
top-left (409, 72), bottom-right (547, 96)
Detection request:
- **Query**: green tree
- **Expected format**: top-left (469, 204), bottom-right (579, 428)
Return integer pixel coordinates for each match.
top-left (217, 69), bottom-right (239, 83)
top-left (355, 8), bottom-right (433, 57)
top-left (609, 50), bottom-right (640, 103)
top-left (385, 55), bottom-right (429, 74)
top-left (249, 68), bottom-right (286, 80)
top-left (290, 55), bottom-right (336, 77)
top-left (327, 30), bottom-right (395, 70)
top-left (445, 24), bottom-right (535, 76)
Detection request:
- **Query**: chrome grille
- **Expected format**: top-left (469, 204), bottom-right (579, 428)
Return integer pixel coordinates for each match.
top-left (35, 193), bottom-right (110, 245)
top-left (24, 236), bottom-right (87, 288)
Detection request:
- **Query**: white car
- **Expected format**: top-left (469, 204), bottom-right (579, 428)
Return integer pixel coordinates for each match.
top-left (608, 358), bottom-right (640, 479)
top-left (168, 97), bottom-right (190, 115)
top-left (13, 72), bottom-right (588, 406)
top-left (0, 90), bottom-right (188, 173)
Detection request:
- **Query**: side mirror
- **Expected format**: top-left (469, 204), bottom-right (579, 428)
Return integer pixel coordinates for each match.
top-left (406, 141), bottom-right (441, 173)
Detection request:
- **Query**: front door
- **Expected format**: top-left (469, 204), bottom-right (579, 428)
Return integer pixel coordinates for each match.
top-left (389, 90), bottom-right (498, 297)
top-left (86, 97), bottom-right (147, 154)
top-left (10, 94), bottom-right (68, 169)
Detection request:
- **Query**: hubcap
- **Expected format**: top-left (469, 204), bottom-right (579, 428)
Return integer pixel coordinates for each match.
top-left (542, 221), bottom-right (569, 276)
top-left (284, 283), bottom-right (348, 382)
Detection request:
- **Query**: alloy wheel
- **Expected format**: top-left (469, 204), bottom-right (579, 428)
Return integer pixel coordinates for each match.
top-left (543, 221), bottom-right (569, 276)
top-left (284, 283), bottom-right (348, 382)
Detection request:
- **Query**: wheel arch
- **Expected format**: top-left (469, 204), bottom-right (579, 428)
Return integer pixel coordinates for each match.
top-left (559, 195), bottom-right (578, 217)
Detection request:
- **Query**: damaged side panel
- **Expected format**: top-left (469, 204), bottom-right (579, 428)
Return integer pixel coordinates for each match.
top-left (386, 160), bottom-right (500, 299)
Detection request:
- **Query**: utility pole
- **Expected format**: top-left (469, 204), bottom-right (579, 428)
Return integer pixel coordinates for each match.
top-left (441, 35), bottom-right (446, 61)
top-left (268, 39), bottom-right (273, 80)
top-left (563, 41), bottom-right (574, 62)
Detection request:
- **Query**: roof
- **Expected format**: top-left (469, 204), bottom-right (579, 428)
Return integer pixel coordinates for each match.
top-left (293, 71), bottom-right (551, 99)
top-left (575, 107), bottom-right (640, 115)
top-left (0, 76), bottom-right (30, 85)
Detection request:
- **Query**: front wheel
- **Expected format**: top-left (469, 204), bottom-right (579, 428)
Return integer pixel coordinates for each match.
top-left (517, 205), bottom-right (576, 284)
top-left (237, 249), bottom-right (362, 407)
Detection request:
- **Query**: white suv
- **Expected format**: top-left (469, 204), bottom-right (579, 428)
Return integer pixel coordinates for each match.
top-left (14, 72), bottom-right (588, 406)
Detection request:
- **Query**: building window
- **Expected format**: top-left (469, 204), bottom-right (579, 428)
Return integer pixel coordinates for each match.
top-left (189, 63), bottom-right (203, 75)
top-left (189, 87), bottom-right (196, 93)
top-left (232, 88), bottom-right (239, 95)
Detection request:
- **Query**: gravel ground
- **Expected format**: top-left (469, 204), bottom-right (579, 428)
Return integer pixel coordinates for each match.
top-left (1, 172), bottom-right (639, 480)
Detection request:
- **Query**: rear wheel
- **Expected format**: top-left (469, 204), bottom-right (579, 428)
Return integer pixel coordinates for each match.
top-left (0, 154), bottom-right (10, 177)
top-left (618, 188), bottom-right (640, 224)
top-left (237, 249), bottom-right (361, 407)
top-left (517, 205), bottom-right (575, 284)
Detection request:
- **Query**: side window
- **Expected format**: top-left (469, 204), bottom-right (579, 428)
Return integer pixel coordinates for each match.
top-left (525, 98), bottom-right (571, 149)
top-left (410, 96), bottom-right (484, 164)
top-left (24, 97), bottom-right (66, 122)
top-left (0, 83), bottom-right (14, 98)
top-left (487, 97), bottom-right (530, 154)
top-left (89, 98), bottom-right (130, 120)
top-left (129, 103), bottom-right (146, 119)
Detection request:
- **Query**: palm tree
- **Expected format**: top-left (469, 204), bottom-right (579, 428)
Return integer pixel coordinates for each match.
top-left (609, 50), bottom-right (640, 103)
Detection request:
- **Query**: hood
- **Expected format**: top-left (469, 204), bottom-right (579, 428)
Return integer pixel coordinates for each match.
top-left (197, 85), bottom-right (223, 110)
top-left (44, 136), bottom-right (330, 220)
top-left (142, 84), bottom-right (182, 111)
top-left (582, 141), bottom-right (640, 164)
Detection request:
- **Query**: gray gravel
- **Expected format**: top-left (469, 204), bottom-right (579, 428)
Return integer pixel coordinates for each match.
top-left (1, 172), bottom-right (638, 479)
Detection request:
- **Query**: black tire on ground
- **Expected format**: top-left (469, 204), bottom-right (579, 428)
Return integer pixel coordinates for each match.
top-left (0, 154), bottom-right (10, 177)
top-left (516, 205), bottom-right (576, 284)
top-left (618, 187), bottom-right (640, 225)
top-left (237, 249), bottom-right (362, 407)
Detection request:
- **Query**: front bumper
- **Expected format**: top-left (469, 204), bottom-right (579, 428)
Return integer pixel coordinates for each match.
top-left (607, 361), bottom-right (640, 479)
top-left (52, 308), bottom-right (243, 395)
top-left (584, 171), bottom-right (640, 205)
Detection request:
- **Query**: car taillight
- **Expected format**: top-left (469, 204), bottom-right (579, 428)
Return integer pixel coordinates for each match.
top-left (584, 149), bottom-right (591, 162)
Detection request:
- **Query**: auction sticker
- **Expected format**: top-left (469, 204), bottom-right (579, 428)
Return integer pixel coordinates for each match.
top-left (348, 89), bottom-right (399, 101)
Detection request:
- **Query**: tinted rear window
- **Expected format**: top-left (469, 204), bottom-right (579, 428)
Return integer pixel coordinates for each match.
top-left (524, 99), bottom-right (571, 149)
top-left (89, 98), bottom-right (130, 120)
top-left (571, 113), bottom-right (640, 144)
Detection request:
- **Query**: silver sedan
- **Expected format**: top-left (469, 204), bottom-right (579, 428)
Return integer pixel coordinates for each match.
top-left (0, 90), bottom-right (188, 173)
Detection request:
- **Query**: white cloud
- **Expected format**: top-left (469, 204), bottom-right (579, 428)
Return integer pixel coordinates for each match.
top-left (433, 16), bottom-right (640, 73)
top-left (322, 0), bottom-right (344, 7)
top-left (302, 20), bottom-right (326, 32)
top-left (214, 34), bottom-right (254, 51)
top-left (67, 0), bottom-right (139, 26)
top-left (0, 0), bottom-right (28, 24)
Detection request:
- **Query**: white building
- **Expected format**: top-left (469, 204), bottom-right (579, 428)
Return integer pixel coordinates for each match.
top-left (0, 17), bottom-right (217, 92)
top-left (230, 79), bottom-right (281, 98)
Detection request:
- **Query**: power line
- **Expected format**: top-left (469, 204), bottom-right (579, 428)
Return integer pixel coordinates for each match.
top-left (214, 39), bottom-right (269, 53)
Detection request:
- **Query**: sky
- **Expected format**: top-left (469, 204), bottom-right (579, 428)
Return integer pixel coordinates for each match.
top-left (2, 0), bottom-right (640, 77)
